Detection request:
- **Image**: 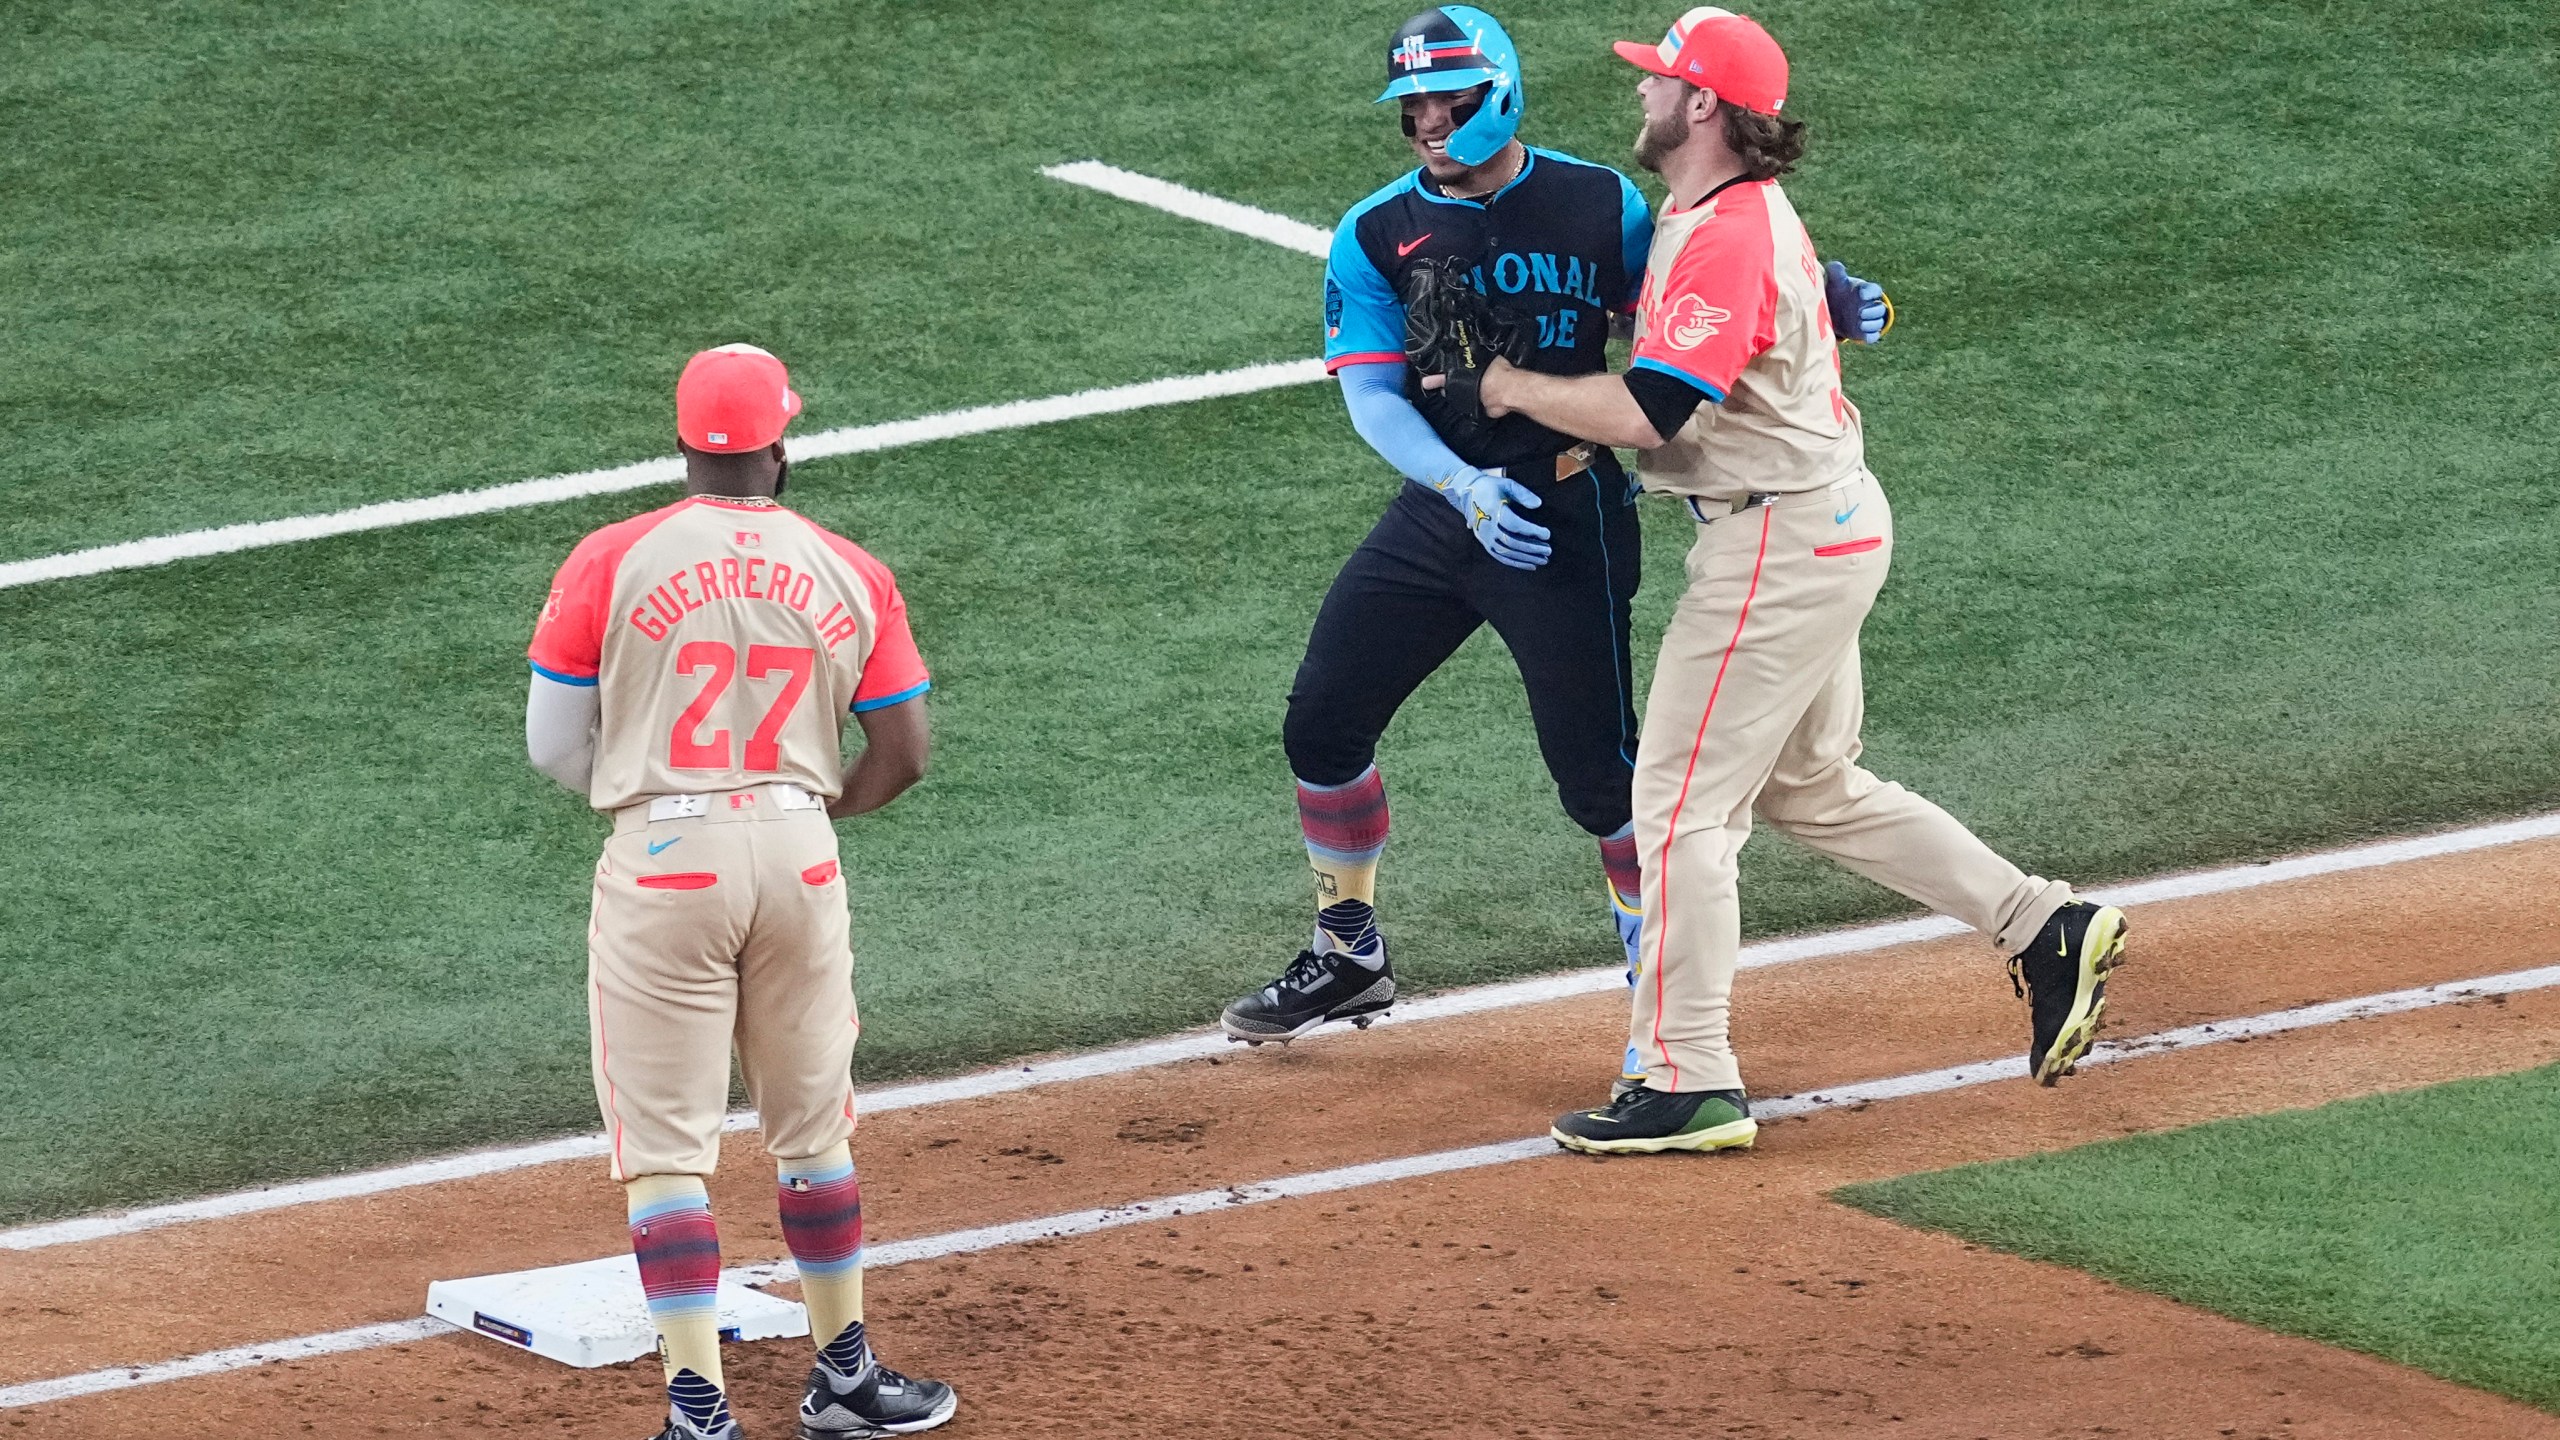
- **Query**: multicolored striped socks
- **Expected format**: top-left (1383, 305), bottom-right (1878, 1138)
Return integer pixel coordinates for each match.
top-left (625, 1174), bottom-right (732, 1435)
top-left (1600, 821), bottom-right (1644, 977)
top-left (777, 1143), bottom-right (867, 1371)
top-left (1299, 765), bottom-right (1390, 964)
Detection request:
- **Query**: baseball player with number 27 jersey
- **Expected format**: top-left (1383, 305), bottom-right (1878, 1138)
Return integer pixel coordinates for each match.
top-left (525, 343), bottom-right (956, 1440)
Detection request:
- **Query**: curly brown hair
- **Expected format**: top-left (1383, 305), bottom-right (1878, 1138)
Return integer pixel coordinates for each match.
top-left (1720, 102), bottom-right (1807, 181)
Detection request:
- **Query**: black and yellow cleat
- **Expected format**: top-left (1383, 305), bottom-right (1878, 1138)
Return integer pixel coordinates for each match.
top-left (1551, 1085), bottom-right (1756, 1155)
top-left (2010, 901), bottom-right (2130, 1085)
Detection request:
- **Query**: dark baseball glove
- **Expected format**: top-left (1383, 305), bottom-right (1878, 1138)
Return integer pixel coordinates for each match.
top-left (1401, 258), bottom-right (1534, 424)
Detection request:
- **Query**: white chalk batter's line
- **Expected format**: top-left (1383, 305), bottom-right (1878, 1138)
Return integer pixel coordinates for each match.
top-left (2, 164), bottom-right (1318, 593)
top-left (0, 359), bottom-right (1328, 591)
top-left (1042, 161), bottom-right (1334, 259)
top-left (9, 808), bottom-right (2559, 1255)
top-left (10, 960), bottom-right (2555, 1412)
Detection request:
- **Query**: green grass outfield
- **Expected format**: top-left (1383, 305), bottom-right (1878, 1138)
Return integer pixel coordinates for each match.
top-left (1838, 1065), bottom-right (2560, 1412)
top-left (2, 0), bottom-right (2555, 1223)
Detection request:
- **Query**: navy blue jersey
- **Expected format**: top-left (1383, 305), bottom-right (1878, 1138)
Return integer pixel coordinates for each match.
top-left (1324, 146), bottom-right (1652, 471)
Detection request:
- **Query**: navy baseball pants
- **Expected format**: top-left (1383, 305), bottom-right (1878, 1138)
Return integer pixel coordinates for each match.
top-left (1284, 454), bottom-right (1641, 839)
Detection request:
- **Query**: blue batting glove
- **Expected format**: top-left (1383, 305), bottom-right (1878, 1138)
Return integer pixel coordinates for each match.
top-left (1432, 467), bottom-right (1552, 570)
top-left (1825, 260), bottom-right (1892, 345)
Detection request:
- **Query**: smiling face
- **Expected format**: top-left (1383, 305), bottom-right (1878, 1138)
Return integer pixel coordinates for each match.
top-left (1400, 85), bottom-right (1488, 182)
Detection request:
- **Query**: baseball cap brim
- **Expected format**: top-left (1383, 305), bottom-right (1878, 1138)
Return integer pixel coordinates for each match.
top-left (1612, 39), bottom-right (1680, 76)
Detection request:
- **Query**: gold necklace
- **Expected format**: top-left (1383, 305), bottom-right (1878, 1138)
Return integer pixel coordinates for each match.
top-left (1449, 147), bottom-right (1523, 202)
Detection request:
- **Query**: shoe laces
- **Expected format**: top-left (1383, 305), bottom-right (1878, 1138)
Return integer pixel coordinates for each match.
top-left (2007, 952), bottom-right (2026, 1000)
top-left (1595, 1084), bottom-right (1654, 1118)
top-left (1272, 949), bottom-right (1330, 998)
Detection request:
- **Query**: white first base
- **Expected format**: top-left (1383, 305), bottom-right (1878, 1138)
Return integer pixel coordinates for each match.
top-left (426, 1255), bottom-right (809, 1368)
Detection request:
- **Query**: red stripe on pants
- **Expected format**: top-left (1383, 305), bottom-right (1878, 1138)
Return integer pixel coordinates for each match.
top-left (1648, 508), bottom-right (1771, 1089)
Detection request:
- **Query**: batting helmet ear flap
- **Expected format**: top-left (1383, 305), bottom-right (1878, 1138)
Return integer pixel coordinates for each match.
top-left (1437, 7), bottom-right (1523, 167)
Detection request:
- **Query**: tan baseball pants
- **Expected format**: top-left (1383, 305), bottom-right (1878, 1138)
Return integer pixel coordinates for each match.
top-left (588, 784), bottom-right (859, 1179)
top-left (1628, 472), bottom-right (2072, 1094)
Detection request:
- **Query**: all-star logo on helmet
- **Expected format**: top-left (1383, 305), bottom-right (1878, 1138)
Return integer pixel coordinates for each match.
top-left (1376, 6), bottom-right (1523, 169)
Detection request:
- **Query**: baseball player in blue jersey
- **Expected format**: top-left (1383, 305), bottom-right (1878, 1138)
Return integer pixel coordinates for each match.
top-left (1221, 6), bottom-right (1887, 1048)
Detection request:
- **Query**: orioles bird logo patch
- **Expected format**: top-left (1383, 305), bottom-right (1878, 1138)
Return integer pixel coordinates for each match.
top-left (1660, 293), bottom-right (1732, 351)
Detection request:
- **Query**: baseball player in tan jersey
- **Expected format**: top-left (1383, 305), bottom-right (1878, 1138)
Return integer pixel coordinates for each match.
top-left (1440, 9), bottom-right (2129, 1154)
top-left (525, 344), bottom-right (957, 1437)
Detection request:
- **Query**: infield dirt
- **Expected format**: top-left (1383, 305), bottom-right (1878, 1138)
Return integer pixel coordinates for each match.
top-left (9, 836), bottom-right (2560, 1437)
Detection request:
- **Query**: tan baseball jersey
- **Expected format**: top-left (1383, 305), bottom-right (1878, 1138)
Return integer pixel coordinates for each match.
top-left (527, 494), bottom-right (929, 811)
top-left (1613, 181), bottom-right (2079, 1097)
top-left (527, 492), bottom-right (927, 1179)
top-left (1628, 177), bottom-right (1864, 502)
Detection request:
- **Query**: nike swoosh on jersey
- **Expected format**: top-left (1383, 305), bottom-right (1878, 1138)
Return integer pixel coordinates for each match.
top-left (1397, 232), bottom-right (1434, 258)
top-left (647, 837), bottom-right (682, 855)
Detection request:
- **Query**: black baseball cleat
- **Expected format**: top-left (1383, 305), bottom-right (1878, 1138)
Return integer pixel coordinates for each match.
top-left (798, 1358), bottom-right (958, 1438)
top-left (1219, 945), bottom-right (1395, 1045)
top-left (2009, 901), bottom-right (2130, 1085)
top-left (1551, 1085), bottom-right (1756, 1155)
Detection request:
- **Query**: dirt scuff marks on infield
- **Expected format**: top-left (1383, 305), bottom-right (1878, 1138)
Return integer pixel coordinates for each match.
top-left (8, 836), bottom-right (2560, 1435)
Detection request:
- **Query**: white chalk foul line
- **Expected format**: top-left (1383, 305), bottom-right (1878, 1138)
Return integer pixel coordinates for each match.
top-left (0, 359), bottom-right (1328, 591)
top-left (9, 808), bottom-right (2559, 1255)
top-left (1042, 161), bottom-right (1332, 259)
top-left (12, 959), bottom-right (2557, 1413)
top-left (0, 1319), bottom-right (450, 1410)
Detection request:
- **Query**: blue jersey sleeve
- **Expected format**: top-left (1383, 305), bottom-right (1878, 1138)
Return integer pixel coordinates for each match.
top-left (1323, 213), bottom-right (1406, 372)
top-left (1337, 361), bottom-right (1475, 490)
top-left (1617, 173), bottom-right (1653, 310)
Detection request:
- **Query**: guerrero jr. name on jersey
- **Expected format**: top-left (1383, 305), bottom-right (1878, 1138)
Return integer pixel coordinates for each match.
top-left (626, 552), bottom-right (865, 652)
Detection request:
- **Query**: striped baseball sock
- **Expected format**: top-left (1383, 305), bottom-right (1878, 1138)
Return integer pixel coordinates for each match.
top-left (1599, 822), bottom-right (1643, 952)
top-left (776, 1143), bottom-right (867, 1374)
top-left (1298, 766), bottom-right (1389, 967)
top-left (625, 1174), bottom-right (731, 1433)
top-left (1601, 824), bottom-right (1649, 1087)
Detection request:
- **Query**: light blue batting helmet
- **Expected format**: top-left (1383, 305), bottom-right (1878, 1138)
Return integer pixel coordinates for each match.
top-left (1376, 6), bottom-right (1524, 168)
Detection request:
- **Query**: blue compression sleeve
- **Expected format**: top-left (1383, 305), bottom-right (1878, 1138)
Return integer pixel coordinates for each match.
top-left (1337, 362), bottom-right (1473, 491)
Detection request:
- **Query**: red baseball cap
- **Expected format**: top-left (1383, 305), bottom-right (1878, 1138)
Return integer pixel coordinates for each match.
top-left (676, 343), bottom-right (803, 453)
top-left (1613, 7), bottom-right (1788, 115)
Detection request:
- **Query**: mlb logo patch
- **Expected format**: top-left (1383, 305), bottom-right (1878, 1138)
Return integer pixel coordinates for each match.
top-left (729, 793), bottom-right (758, 811)
top-left (735, 531), bottom-right (761, 548)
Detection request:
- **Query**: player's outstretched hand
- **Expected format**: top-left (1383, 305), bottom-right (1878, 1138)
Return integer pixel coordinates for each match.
top-left (1434, 467), bottom-right (1551, 570)
top-left (1825, 260), bottom-right (1893, 345)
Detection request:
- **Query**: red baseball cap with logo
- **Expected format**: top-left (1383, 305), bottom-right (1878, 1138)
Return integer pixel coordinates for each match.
top-left (676, 343), bottom-right (803, 453)
top-left (1613, 7), bottom-right (1788, 115)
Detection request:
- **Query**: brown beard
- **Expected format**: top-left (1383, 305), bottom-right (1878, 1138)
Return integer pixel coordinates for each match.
top-left (1632, 106), bottom-right (1688, 173)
